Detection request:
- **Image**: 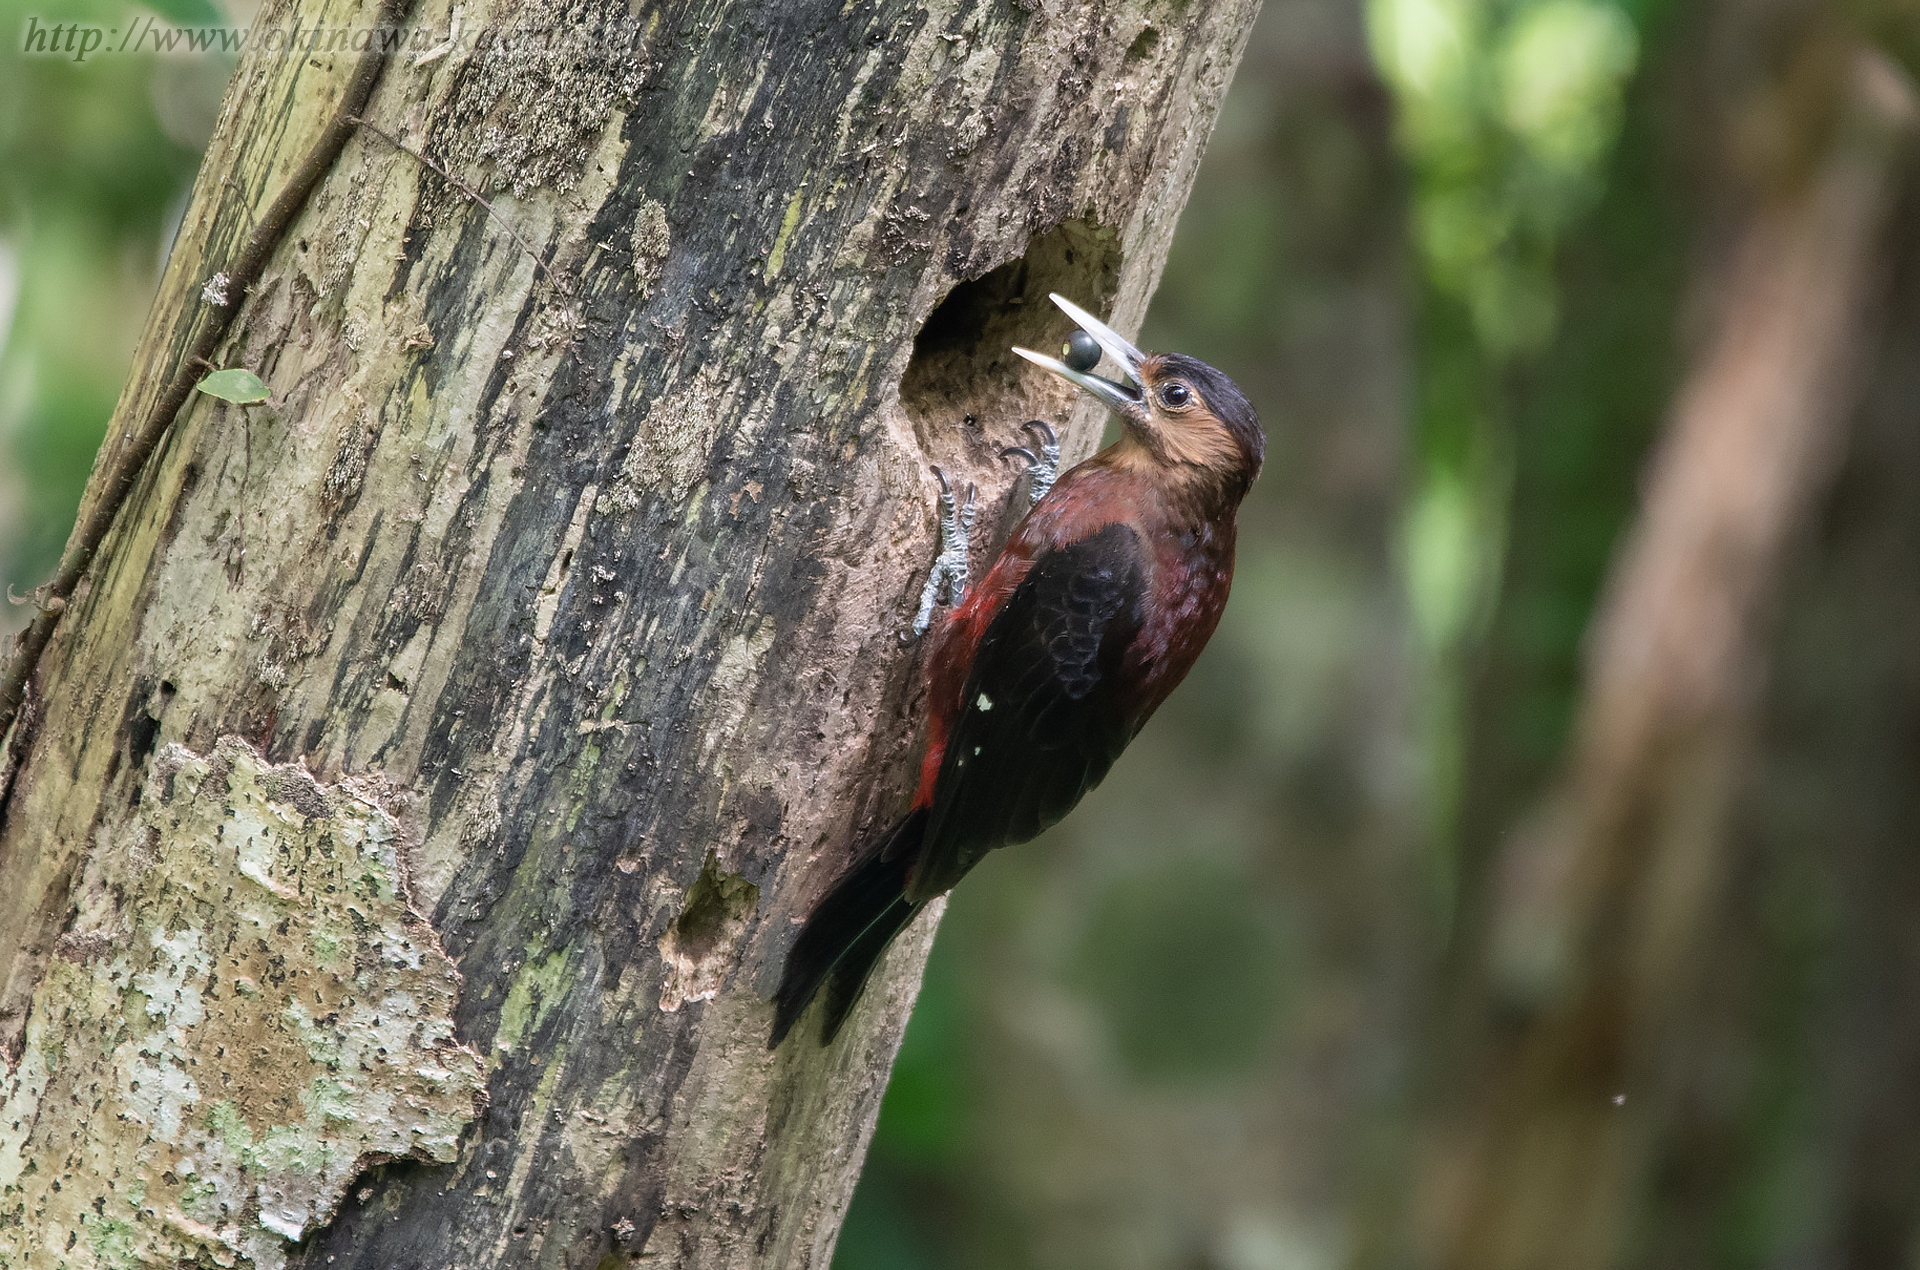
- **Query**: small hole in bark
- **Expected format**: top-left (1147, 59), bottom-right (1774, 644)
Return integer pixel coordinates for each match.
top-left (899, 217), bottom-right (1123, 444)
top-left (128, 711), bottom-right (162, 772)
top-left (657, 852), bottom-right (759, 1012)
top-left (126, 676), bottom-right (172, 770)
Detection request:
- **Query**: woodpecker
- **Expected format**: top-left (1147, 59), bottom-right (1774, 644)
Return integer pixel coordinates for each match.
top-left (770, 294), bottom-right (1264, 1046)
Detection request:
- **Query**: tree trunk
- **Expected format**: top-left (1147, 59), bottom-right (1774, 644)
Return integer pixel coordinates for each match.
top-left (1416, 38), bottom-right (1917, 1270)
top-left (0, 0), bottom-right (1258, 1265)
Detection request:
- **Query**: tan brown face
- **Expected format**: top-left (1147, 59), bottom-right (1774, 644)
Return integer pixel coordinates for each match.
top-left (1013, 294), bottom-right (1265, 482)
top-left (1133, 355), bottom-right (1246, 473)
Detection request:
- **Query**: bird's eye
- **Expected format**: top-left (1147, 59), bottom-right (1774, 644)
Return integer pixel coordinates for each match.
top-left (1160, 383), bottom-right (1192, 408)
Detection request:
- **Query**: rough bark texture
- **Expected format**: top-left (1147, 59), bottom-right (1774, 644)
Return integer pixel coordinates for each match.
top-left (0, 0), bottom-right (1259, 1265)
top-left (1417, 43), bottom-right (1917, 1270)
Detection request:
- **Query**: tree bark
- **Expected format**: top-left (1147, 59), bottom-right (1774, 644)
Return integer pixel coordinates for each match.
top-left (0, 0), bottom-right (1259, 1265)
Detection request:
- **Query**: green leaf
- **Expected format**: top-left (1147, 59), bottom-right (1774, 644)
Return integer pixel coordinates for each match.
top-left (140, 0), bottom-right (229, 30)
top-left (194, 368), bottom-right (269, 404)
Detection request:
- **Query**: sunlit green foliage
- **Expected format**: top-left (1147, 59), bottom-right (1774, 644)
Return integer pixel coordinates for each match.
top-left (1369, 0), bottom-right (1646, 893)
top-left (0, 0), bottom-right (227, 609)
top-left (1468, 38), bottom-right (1684, 811)
top-left (1369, 0), bottom-right (1640, 355)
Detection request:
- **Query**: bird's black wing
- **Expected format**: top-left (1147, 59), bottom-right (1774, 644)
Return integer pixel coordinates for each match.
top-left (907, 522), bottom-right (1147, 902)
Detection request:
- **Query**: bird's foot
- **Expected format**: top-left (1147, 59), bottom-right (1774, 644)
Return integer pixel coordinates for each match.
top-left (999, 421), bottom-right (1060, 507)
top-left (906, 466), bottom-right (976, 643)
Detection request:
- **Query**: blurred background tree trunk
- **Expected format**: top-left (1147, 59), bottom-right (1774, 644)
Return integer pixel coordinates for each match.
top-left (0, 0), bottom-right (1260, 1266)
top-left (1420, 0), bottom-right (1920, 1263)
top-left (1420, 43), bottom-right (1916, 1269)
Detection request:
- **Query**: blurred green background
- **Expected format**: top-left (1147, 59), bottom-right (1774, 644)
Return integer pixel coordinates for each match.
top-left (8, 0), bottom-right (1920, 1260)
top-left (0, 0), bottom-right (228, 610)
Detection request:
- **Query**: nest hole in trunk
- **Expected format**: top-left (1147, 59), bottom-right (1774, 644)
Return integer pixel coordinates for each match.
top-left (899, 218), bottom-right (1124, 448)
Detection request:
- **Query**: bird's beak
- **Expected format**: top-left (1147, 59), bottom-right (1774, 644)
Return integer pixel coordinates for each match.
top-left (1012, 294), bottom-right (1149, 425)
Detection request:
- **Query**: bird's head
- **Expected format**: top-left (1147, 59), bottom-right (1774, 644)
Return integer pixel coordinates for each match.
top-left (1014, 294), bottom-right (1264, 503)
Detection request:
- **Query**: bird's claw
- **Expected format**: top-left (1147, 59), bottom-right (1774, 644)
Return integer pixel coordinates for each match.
top-left (1006, 420), bottom-right (1061, 505)
top-left (907, 465), bottom-right (976, 642)
top-left (906, 421), bottom-right (1057, 642)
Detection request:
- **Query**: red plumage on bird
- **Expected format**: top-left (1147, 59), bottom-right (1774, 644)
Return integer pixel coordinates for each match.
top-left (772, 294), bottom-right (1264, 1046)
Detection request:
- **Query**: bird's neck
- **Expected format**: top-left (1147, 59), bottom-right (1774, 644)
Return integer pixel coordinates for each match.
top-left (1095, 434), bottom-right (1251, 529)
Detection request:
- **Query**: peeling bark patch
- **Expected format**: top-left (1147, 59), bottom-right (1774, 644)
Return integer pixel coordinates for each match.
top-left (631, 198), bottom-right (671, 296)
top-left (0, 738), bottom-right (485, 1269)
top-left (599, 369), bottom-right (727, 512)
top-left (320, 405), bottom-right (377, 513)
top-left (658, 853), bottom-right (758, 1012)
top-left (433, 0), bottom-right (649, 197)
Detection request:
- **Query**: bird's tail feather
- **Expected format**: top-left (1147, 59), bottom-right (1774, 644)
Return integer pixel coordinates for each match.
top-left (819, 895), bottom-right (918, 1043)
top-left (770, 808), bottom-right (927, 1046)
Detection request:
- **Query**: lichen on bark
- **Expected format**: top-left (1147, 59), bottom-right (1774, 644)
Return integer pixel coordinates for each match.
top-left (0, 738), bottom-right (484, 1268)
